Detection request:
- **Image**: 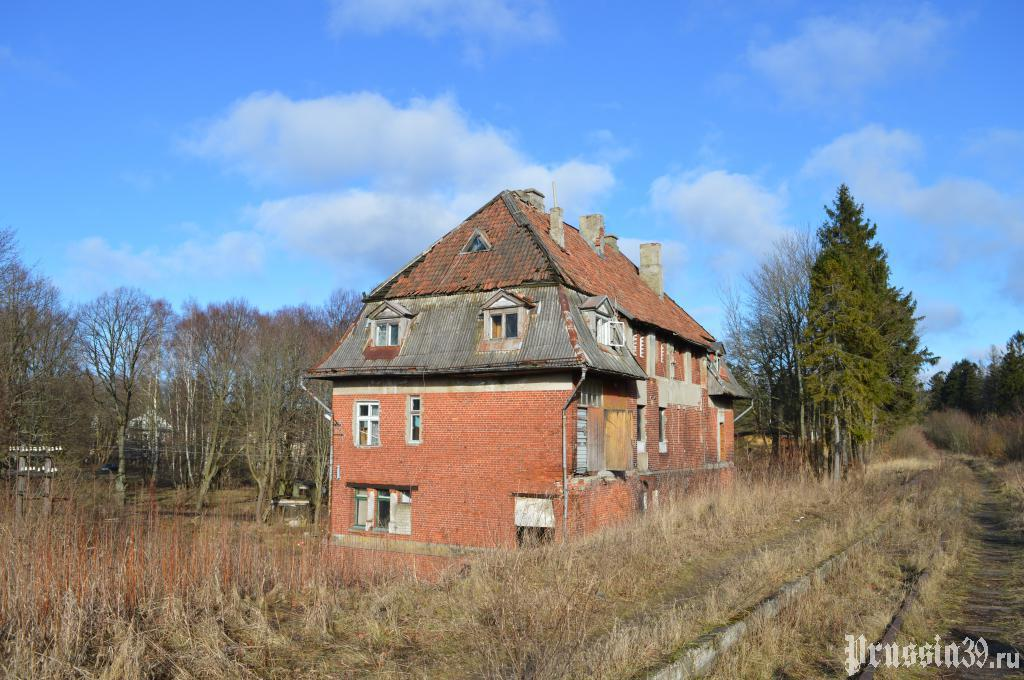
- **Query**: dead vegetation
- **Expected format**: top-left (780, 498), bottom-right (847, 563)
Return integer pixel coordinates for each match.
top-left (1, 434), bottom-right (954, 679)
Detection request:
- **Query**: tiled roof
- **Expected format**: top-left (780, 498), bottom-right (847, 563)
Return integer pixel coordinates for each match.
top-left (369, 191), bottom-right (715, 348)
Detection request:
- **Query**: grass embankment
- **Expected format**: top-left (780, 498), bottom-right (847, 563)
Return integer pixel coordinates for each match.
top-left (2, 442), bottom-right (947, 679)
top-left (708, 427), bottom-right (973, 678)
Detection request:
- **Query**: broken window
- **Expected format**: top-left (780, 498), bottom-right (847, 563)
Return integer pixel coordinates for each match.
top-left (464, 231), bottom-right (490, 253)
top-left (514, 496), bottom-right (554, 545)
top-left (636, 405), bottom-right (645, 443)
top-left (356, 402), bottom-right (380, 447)
top-left (408, 395), bottom-right (422, 443)
top-left (354, 489), bottom-right (369, 528)
top-left (658, 407), bottom-right (666, 445)
top-left (352, 487), bottom-right (412, 534)
top-left (375, 492), bottom-right (391, 531)
top-left (375, 321), bottom-right (400, 347)
top-left (489, 311), bottom-right (519, 339)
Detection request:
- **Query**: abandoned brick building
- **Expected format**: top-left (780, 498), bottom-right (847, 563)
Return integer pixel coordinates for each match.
top-left (308, 189), bottom-right (748, 553)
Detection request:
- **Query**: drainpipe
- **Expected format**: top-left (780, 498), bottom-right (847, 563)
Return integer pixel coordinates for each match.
top-left (300, 378), bottom-right (336, 524)
top-left (733, 403), bottom-right (754, 423)
top-left (561, 366), bottom-right (588, 543)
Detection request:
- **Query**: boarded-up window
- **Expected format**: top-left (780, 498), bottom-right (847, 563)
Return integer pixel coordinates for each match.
top-left (514, 497), bottom-right (554, 528)
top-left (604, 409), bottom-right (632, 471)
top-left (575, 407), bottom-right (588, 474)
top-left (391, 492), bottom-right (412, 535)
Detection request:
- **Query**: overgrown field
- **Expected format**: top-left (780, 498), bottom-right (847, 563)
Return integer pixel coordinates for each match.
top-left (0, 434), bottom-right (976, 678)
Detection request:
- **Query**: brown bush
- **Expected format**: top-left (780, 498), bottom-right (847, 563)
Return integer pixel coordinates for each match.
top-left (923, 410), bottom-right (1024, 460)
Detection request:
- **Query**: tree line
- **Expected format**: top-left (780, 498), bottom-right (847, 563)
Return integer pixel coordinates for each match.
top-left (726, 185), bottom-right (933, 479)
top-left (926, 331), bottom-right (1024, 416)
top-left (0, 229), bottom-right (360, 519)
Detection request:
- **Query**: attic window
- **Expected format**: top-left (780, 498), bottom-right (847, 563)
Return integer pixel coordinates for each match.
top-left (375, 321), bottom-right (400, 346)
top-left (463, 231), bottom-right (491, 253)
top-left (490, 311), bottom-right (519, 339)
top-left (594, 312), bottom-right (626, 347)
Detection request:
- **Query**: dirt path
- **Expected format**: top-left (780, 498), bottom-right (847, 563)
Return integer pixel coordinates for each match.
top-left (946, 461), bottom-right (1024, 679)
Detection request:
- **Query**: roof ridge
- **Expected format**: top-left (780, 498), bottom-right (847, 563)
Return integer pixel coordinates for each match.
top-left (499, 190), bottom-right (577, 289)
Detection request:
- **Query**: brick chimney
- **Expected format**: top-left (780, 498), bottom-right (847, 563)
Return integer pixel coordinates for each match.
top-left (549, 206), bottom-right (565, 248)
top-left (579, 214), bottom-right (605, 256)
top-left (603, 233), bottom-right (619, 253)
top-left (639, 243), bottom-right (663, 297)
top-left (514, 188), bottom-right (545, 211)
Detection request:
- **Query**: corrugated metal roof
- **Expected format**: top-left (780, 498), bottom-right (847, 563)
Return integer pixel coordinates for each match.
top-left (310, 285), bottom-right (646, 379)
top-left (708, 363), bottom-right (751, 399)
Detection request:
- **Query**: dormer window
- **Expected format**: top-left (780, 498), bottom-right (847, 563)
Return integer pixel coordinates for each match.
top-left (375, 321), bottom-right (400, 347)
top-left (463, 230), bottom-right (491, 253)
top-left (580, 295), bottom-right (626, 347)
top-left (708, 353), bottom-right (721, 378)
top-left (490, 310), bottom-right (519, 339)
top-left (480, 289), bottom-right (533, 345)
top-left (366, 301), bottom-right (416, 348)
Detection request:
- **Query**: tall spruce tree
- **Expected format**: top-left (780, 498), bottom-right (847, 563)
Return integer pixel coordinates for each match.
top-left (801, 185), bottom-right (931, 479)
top-left (996, 331), bottom-right (1024, 414)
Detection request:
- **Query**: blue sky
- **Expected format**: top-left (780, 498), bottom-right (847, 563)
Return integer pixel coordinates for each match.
top-left (2, 1), bottom-right (1022, 373)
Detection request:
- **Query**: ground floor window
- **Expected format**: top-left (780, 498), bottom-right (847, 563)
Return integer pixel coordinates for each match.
top-left (351, 487), bottom-right (412, 535)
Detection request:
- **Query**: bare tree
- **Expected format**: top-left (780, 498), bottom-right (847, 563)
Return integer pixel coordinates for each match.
top-left (724, 233), bottom-right (817, 462)
top-left (0, 230), bottom-right (82, 448)
top-left (172, 300), bottom-right (256, 511)
top-left (78, 288), bottom-right (165, 504)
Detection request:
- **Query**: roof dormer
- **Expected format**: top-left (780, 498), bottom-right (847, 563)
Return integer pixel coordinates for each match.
top-left (480, 290), bottom-right (534, 345)
top-left (367, 301), bottom-right (415, 348)
top-left (580, 295), bottom-right (625, 348)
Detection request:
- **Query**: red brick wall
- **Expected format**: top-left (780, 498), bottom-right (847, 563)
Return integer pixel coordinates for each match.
top-left (330, 386), bottom-right (571, 549)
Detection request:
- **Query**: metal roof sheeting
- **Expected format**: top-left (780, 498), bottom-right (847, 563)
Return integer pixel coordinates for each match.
top-left (310, 285), bottom-right (646, 379)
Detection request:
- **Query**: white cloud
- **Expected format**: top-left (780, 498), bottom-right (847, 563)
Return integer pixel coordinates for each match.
top-left (749, 11), bottom-right (946, 104)
top-left (328, 0), bottom-right (555, 47)
top-left (186, 92), bottom-right (612, 204)
top-left (248, 190), bottom-right (460, 275)
top-left (65, 231), bottom-right (265, 296)
top-left (650, 170), bottom-right (789, 255)
top-left (186, 91), bottom-right (614, 280)
top-left (803, 125), bottom-right (1024, 242)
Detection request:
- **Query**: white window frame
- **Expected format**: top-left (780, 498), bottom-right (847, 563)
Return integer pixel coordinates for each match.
top-left (708, 354), bottom-right (721, 379)
top-left (375, 321), bottom-right (400, 347)
top-left (658, 407), bottom-right (667, 453)
top-left (489, 310), bottom-right (520, 339)
top-left (407, 395), bottom-right (422, 444)
top-left (637, 405), bottom-right (646, 453)
top-left (355, 401), bottom-right (380, 447)
top-left (594, 313), bottom-right (625, 347)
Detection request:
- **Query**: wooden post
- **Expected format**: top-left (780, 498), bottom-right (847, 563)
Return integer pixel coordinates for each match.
top-left (42, 456), bottom-right (53, 516)
top-left (14, 455), bottom-right (26, 520)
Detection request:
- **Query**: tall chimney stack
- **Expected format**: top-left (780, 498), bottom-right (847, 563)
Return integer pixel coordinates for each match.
top-left (579, 214), bottom-right (605, 256)
top-left (639, 242), bottom-right (663, 297)
top-left (549, 206), bottom-right (564, 248)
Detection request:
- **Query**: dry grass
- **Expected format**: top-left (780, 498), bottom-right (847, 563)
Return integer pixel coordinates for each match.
top-left (707, 455), bottom-right (976, 679)
top-left (2, 442), bottom-right (951, 679)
